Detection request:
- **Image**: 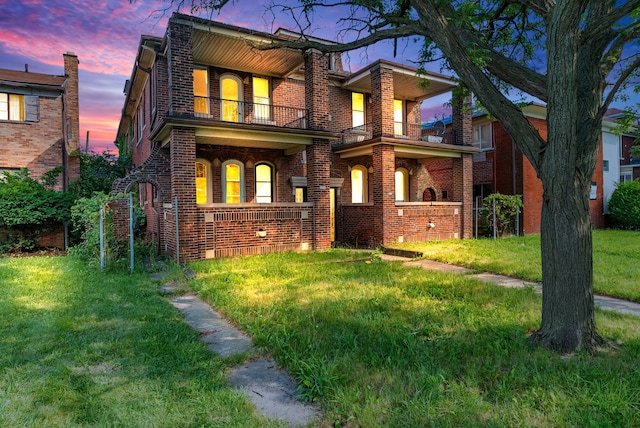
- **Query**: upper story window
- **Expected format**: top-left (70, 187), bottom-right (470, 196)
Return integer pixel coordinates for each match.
top-left (222, 160), bottom-right (244, 203)
top-left (255, 163), bottom-right (274, 203)
top-left (395, 168), bottom-right (409, 202)
top-left (253, 77), bottom-right (271, 121)
top-left (473, 123), bottom-right (492, 150)
top-left (0, 93), bottom-right (39, 122)
top-left (193, 67), bottom-right (209, 115)
top-left (351, 165), bottom-right (368, 203)
top-left (352, 92), bottom-right (365, 128)
top-left (393, 99), bottom-right (404, 135)
top-left (221, 74), bottom-right (243, 122)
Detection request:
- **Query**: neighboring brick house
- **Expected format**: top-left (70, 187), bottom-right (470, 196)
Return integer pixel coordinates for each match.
top-left (0, 52), bottom-right (81, 248)
top-left (468, 104), bottom-right (631, 235)
top-left (113, 13), bottom-right (476, 261)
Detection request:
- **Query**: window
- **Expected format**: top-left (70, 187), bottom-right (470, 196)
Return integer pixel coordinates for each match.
top-left (351, 165), bottom-right (368, 203)
top-left (603, 160), bottom-right (609, 172)
top-left (195, 159), bottom-right (211, 204)
top-left (137, 96), bottom-right (145, 143)
top-left (222, 160), bottom-right (244, 203)
top-left (255, 163), bottom-right (273, 203)
top-left (352, 92), bottom-right (365, 127)
top-left (253, 77), bottom-right (271, 121)
top-left (395, 168), bottom-right (409, 202)
top-left (193, 67), bottom-right (209, 115)
top-left (393, 99), bottom-right (404, 135)
top-left (473, 123), bottom-right (492, 150)
top-left (620, 172), bottom-right (633, 183)
top-left (0, 93), bottom-right (30, 121)
top-left (295, 187), bottom-right (307, 203)
top-left (221, 75), bottom-right (243, 122)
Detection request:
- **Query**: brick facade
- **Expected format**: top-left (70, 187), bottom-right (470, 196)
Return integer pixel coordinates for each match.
top-left (114, 13), bottom-right (475, 260)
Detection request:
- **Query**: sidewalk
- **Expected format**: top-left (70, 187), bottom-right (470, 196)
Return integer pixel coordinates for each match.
top-left (379, 254), bottom-right (640, 317)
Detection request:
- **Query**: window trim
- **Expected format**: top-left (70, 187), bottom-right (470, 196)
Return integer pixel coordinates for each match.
top-left (352, 92), bottom-right (365, 128)
top-left (193, 66), bottom-right (210, 115)
top-left (255, 162), bottom-right (274, 203)
top-left (473, 122), bottom-right (493, 150)
top-left (351, 165), bottom-right (369, 203)
top-left (395, 167), bottom-right (409, 202)
top-left (222, 159), bottom-right (245, 203)
top-left (220, 73), bottom-right (243, 122)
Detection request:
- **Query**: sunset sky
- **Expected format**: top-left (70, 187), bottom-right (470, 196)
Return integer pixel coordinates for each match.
top-left (1, 1), bottom-right (635, 154)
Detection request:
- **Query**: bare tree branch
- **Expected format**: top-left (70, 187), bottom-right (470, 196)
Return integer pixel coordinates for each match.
top-left (602, 55), bottom-right (640, 112)
top-left (582, 0), bottom-right (640, 43)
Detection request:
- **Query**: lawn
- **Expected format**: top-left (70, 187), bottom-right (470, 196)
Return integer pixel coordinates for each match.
top-left (190, 250), bottom-right (640, 427)
top-left (390, 229), bottom-right (640, 302)
top-left (0, 256), bottom-right (276, 427)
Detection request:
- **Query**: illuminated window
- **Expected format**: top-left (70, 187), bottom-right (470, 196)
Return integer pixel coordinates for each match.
top-left (255, 163), bottom-right (273, 203)
top-left (193, 67), bottom-right (209, 114)
top-left (221, 75), bottom-right (242, 122)
top-left (394, 99), bottom-right (404, 135)
top-left (195, 159), bottom-right (211, 204)
top-left (395, 168), bottom-right (409, 202)
top-left (253, 77), bottom-right (271, 120)
top-left (295, 187), bottom-right (307, 203)
top-left (351, 165), bottom-right (368, 203)
top-left (222, 160), bottom-right (244, 203)
top-left (352, 92), bottom-right (364, 127)
top-left (0, 93), bottom-right (25, 121)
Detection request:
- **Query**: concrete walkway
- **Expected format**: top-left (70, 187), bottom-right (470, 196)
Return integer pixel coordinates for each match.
top-left (155, 275), bottom-right (322, 428)
top-left (380, 254), bottom-right (640, 317)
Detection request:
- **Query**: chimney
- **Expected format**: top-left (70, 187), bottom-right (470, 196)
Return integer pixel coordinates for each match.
top-left (25, 64), bottom-right (29, 72)
top-left (63, 52), bottom-right (80, 152)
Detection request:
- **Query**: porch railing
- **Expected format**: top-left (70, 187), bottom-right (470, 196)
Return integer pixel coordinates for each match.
top-left (194, 97), bottom-right (308, 130)
top-left (339, 122), bottom-right (454, 144)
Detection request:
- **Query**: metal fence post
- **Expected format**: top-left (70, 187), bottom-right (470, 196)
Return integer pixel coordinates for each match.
top-left (129, 193), bottom-right (134, 273)
top-left (175, 197), bottom-right (180, 264)
top-left (100, 205), bottom-right (105, 271)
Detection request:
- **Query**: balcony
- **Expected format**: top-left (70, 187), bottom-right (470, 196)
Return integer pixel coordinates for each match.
top-left (194, 97), bottom-right (308, 130)
top-left (339, 122), bottom-right (453, 145)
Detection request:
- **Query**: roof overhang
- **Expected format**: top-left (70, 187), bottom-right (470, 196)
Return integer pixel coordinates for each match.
top-left (333, 136), bottom-right (479, 161)
top-left (342, 60), bottom-right (456, 101)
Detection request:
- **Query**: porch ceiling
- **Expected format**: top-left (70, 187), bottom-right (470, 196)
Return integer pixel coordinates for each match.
top-left (334, 137), bottom-right (479, 161)
top-left (342, 60), bottom-right (457, 101)
top-left (192, 26), bottom-right (304, 77)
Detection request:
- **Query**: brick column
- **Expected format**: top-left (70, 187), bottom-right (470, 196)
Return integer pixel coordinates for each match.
top-left (370, 63), bottom-right (395, 138)
top-left (168, 127), bottom-right (199, 260)
top-left (167, 18), bottom-right (194, 117)
top-left (373, 144), bottom-right (397, 244)
top-left (304, 50), bottom-right (331, 249)
top-left (451, 90), bottom-right (472, 146)
top-left (452, 153), bottom-right (474, 239)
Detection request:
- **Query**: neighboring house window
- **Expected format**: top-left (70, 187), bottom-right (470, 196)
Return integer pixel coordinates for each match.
top-left (394, 99), bottom-right (404, 135)
top-left (193, 66), bottom-right (209, 115)
top-left (620, 172), bottom-right (633, 183)
top-left (195, 159), bottom-right (211, 205)
top-left (220, 74), bottom-right (243, 122)
top-left (352, 92), bottom-right (365, 127)
top-left (253, 77), bottom-right (271, 121)
top-left (473, 123), bottom-right (492, 150)
top-left (255, 163), bottom-right (274, 203)
top-left (395, 168), bottom-right (409, 202)
top-left (603, 160), bottom-right (609, 172)
top-left (222, 160), bottom-right (244, 203)
top-left (351, 165), bottom-right (368, 203)
top-left (0, 93), bottom-right (39, 121)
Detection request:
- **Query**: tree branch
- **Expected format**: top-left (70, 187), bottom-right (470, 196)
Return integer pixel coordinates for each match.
top-left (602, 55), bottom-right (640, 112)
top-left (582, 0), bottom-right (640, 43)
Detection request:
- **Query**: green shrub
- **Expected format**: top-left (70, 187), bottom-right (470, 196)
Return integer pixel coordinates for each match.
top-left (608, 180), bottom-right (640, 230)
top-left (482, 193), bottom-right (523, 237)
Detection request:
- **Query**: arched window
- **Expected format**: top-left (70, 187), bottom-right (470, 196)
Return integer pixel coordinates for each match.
top-left (222, 160), bottom-right (244, 203)
top-left (195, 159), bottom-right (211, 204)
top-left (395, 168), bottom-right (409, 202)
top-left (255, 163), bottom-right (274, 203)
top-left (351, 165), bottom-right (368, 203)
top-left (220, 74), bottom-right (243, 122)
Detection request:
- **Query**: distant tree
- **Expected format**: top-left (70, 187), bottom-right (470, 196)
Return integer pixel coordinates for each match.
top-left (147, 0), bottom-right (640, 353)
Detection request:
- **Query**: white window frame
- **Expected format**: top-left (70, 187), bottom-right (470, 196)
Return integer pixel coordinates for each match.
top-left (395, 168), bottom-right (409, 202)
top-left (222, 159), bottom-right (245, 203)
top-left (352, 92), bottom-right (365, 128)
top-left (255, 162), bottom-right (274, 203)
top-left (351, 165), bottom-right (369, 203)
top-left (473, 123), bottom-right (493, 150)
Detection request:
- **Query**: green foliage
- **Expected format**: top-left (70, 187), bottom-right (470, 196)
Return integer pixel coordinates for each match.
top-left (69, 151), bottom-right (130, 198)
top-left (0, 169), bottom-right (74, 252)
top-left (482, 193), bottom-right (523, 237)
top-left (608, 179), bottom-right (640, 230)
top-left (40, 166), bottom-right (64, 189)
top-left (631, 145), bottom-right (640, 159)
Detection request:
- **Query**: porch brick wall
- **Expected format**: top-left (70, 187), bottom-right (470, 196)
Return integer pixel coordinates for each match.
top-left (167, 20), bottom-right (194, 116)
top-left (373, 144), bottom-right (397, 244)
top-left (371, 64), bottom-right (395, 137)
top-left (452, 153), bottom-right (474, 239)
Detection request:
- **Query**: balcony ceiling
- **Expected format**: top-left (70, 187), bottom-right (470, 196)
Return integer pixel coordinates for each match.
top-left (192, 28), bottom-right (304, 77)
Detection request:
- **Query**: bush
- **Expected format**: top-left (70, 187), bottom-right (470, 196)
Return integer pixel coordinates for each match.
top-left (482, 193), bottom-right (523, 237)
top-left (0, 169), bottom-right (74, 253)
top-left (608, 180), bottom-right (640, 230)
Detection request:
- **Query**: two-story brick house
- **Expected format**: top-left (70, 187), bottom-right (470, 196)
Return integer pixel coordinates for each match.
top-left (0, 52), bottom-right (80, 248)
top-left (113, 13), bottom-right (476, 261)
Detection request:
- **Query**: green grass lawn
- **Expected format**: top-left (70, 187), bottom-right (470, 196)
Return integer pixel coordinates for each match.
top-left (391, 229), bottom-right (640, 302)
top-left (190, 250), bottom-right (640, 427)
top-left (0, 256), bottom-right (275, 427)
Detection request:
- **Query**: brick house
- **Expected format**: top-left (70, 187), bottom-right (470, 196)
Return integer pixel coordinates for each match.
top-left (113, 13), bottom-right (476, 261)
top-left (0, 52), bottom-right (81, 248)
top-left (467, 104), bottom-right (633, 235)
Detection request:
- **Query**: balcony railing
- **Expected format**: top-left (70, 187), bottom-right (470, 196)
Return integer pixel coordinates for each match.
top-left (194, 97), bottom-right (308, 130)
top-left (339, 122), bottom-right (453, 145)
